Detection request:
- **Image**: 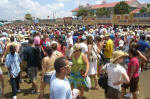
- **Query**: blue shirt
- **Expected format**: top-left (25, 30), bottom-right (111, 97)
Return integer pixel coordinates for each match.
top-left (50, 73), bottom-right (72, 99)
top-left (5, 53), bottom-right (21, 78)
top-left (138, 40), bottom-right (150, 52)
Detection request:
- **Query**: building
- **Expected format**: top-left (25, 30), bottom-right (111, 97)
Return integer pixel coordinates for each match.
top-left (72, 0), bottom-right (145, 16)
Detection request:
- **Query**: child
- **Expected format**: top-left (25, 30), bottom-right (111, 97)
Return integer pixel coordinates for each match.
top-left (5, 45), bottom-right (21, 99)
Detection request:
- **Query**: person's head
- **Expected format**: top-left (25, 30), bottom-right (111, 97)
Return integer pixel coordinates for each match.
top-left (10, 36), bottom-right (15, 42)
top-left (44, 46), bottom-right (53, 57)
top-left (130, 42), bottom-right (139, 49)
top-left (28, 37), bottom-right (34, 45)
top-left (111, 50), bottom-right (128, 64)
top-left (51, 42), bottom-right (57, 51)
top-left (128, 48), bottom-right (139, 58)
top-left (54, 57), bottom-right (71, 75)
top-left (10, 45), bottom-right (16, 56)
top-left (95, 36), bottom-right (102, 43)
top-left (43, 34), bottom-right (49, 40)
top-left (140, 34), bottom-right (145, 40)
top-left (86, 35), bottom-right (94, 45)
top-left (73, 44), bottom-right (82, 54)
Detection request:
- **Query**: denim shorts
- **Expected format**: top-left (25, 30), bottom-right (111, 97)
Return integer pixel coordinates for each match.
top-left (44, 74), bottom-right (52, 84)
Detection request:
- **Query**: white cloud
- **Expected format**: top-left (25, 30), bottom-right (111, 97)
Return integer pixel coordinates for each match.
top-left (0, 0), bottom-right (71, 20)
top-left (57, 0), bottom-right (69, 2)
top-left (95, 0), bottom-right (102, 4)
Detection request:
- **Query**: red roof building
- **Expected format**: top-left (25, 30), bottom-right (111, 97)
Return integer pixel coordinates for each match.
top-left (72, 0), bottom-right (143, 12)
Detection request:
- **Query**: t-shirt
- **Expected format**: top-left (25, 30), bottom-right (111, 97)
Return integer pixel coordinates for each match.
top-left (66, 36), bottom-right (73, 48)
top-left (50, 73), bottom-right (72, 99)
top-left (23, 46), bottom-right (39, 68)
top-left (138, 40), bottom-right (150, 52)
top-left (40, 39), bottom-right (50, 49)
top-left (127, 57), bottom-right (139, 78)
top-left (34, 36), bottom-right (40, 45)
top-left (80, 43), bottom-right (88, 54)
top-left (103, 63), bottom-right (126, 91)
top-left (104, 39), bottom-right (114, 58)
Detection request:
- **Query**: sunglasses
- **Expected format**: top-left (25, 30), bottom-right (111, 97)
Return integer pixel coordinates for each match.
top-left (75, 50), bottom-right (80, 53)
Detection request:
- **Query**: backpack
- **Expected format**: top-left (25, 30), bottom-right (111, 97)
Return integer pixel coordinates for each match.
top-left (98, 65), bottom-right (108, 90)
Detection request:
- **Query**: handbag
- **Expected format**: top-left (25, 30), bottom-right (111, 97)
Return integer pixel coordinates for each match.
top-left (98, 65), bottom-right (108, 90)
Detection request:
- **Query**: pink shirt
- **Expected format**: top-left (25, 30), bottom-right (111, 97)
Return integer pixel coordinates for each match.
top-left (34, 36), bottom-right (40, 45)
top-left (127, 57), bottom-right (139, 78)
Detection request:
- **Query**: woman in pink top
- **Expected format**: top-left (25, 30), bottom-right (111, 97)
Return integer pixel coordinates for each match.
top-left (122, 48), bottom-right (139, 99)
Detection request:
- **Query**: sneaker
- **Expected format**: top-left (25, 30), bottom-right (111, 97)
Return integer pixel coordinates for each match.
top-left (31, 89), bottom-right (40, 94)
top-left (124, 93), bottom-right (132, 98)
top-left (31, 89), bottom-right (36, 94)
top-left (13, 96), bottom-right (17, 99)
top-left (17, 89), bottom-right (21, 93)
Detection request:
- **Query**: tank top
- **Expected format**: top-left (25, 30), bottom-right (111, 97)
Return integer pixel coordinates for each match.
top-left (72, 53), bottom-right (85, 73)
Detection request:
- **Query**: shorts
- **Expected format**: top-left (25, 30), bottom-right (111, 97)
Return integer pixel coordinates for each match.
top-left (105, 86), bottom-right (121, 99)
top-left (43, 72), bottom-right (54, 84)
top-left (28, 67), bottom-right (38, 82)
top-left (122, 77), bottom-right (139, 92)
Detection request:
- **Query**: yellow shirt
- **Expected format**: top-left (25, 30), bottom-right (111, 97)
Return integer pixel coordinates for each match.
top-left (104, 39), bottom-right (114, 58)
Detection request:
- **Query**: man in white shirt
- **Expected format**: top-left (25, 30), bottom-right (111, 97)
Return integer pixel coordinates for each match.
top-left (50, 57), bottom-right (72, 99)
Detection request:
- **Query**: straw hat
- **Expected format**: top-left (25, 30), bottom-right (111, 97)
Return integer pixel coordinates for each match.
top-left (73, 44), bottom-right (82, 51)
top-left (110, 50), bottom-right (128, 63)
top-left (104, 33), bottom-right (110, 37)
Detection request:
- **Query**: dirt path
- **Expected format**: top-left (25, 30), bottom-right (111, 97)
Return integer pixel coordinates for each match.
top-left (2, 67), bottom-right (150, 99)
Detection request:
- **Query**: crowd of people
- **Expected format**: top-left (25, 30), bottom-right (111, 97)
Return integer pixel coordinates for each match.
top-left (0, 24), bottom-right (150, 99)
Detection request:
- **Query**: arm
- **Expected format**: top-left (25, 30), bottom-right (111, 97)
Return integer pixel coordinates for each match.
top-left (138, 50), bottom-right (147, 62)
top-left (113, 72), bottom-right (130, 86)
top-left (41, 59), bottom-right (47, 79)
top-left (129, 65), bottom-right (136, 80)
top-left (82, 53), bottom-right (89, 78)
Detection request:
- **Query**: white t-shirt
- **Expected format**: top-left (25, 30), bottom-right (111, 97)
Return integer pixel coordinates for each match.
top-left (66, 36), bottom-right (73, 48)
top-left (50, 73), bottom-right (72, 99)
top-left (80, 43), bottom-right (88, 54)
top-left (103, 63), bottom-right (126, 91)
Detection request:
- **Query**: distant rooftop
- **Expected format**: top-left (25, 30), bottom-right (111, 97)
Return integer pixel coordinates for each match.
top-left (72, 0), bottom-right (143, 12)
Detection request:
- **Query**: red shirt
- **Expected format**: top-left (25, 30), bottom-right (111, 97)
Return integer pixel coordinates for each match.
top-left (127, 57), bottom-right (139, 78)
top-left (40, 38), bottom-right (50, 49)
top-left (57, 44), bottom-right (65, 56)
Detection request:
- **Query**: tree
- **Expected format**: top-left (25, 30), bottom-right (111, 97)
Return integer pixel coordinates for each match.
top-left (88, 10), bottom-right (94, 16)
top-left (96, 7), bottom-right (111, 17)
top-left (25, 13), bottom-right (32, 20)
top-left (146, 4), bottom-right (150, 12)
top-left (140, 7), bottom-right (147, 13)
top-left (77, 9), bottom-right (89, 17)
top-left (114, 1), bottom-right (130, 14)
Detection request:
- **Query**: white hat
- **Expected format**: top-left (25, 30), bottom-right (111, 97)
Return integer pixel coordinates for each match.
top-left (119, 40), bottom-right (124, 47)
top-left (100, 35), bottom-right (104, 38)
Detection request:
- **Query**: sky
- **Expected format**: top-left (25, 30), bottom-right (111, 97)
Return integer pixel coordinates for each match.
top-left (0, 0), bottom-right (149, 20)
